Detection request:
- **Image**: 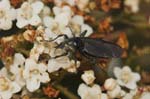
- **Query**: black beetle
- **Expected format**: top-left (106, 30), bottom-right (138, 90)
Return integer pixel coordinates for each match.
top-left (47, 29), bottom-right (123, 82)
top-left (49, 30), bottom-right (123, 59)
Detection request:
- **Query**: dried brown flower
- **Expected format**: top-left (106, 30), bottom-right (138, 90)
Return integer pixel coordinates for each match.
top-left (10, 0), bottom-right (23, 8)
top-left (0, 43), bottom-right (14, 67)
top-left (99, 0), bottom-right (121, 12)
top-left (117, 32), bottom-right (129, 58)
top-left (23, 30), bottom-right (37, 42)
top-left (141, 71), bottom-right (150, 84)
top-left (98, 17), bottom-right (112, 33)
top-left (117, 32), bottom-right (129, 49)
top-left (43, 85), bottom-right (60, 98)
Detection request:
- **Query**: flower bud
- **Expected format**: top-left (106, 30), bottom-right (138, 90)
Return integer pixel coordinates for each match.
top-left (81, 70), bottom-right (95, 85)
top-left (104, 78), bottom-right (117, 91)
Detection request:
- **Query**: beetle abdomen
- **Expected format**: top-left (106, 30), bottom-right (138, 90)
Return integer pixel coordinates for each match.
top-left (79, 38), bottom-right (123, 58)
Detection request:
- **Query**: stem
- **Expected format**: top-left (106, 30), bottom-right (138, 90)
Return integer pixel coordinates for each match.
top-left (53, 83), bottom-right (79, 99)
top-left (14, 47), bottom-right (30, 56)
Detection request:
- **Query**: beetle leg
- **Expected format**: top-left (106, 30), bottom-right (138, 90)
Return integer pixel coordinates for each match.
top-left (51, 52), bottom-right (68, 59)
top-left (68, 49), bottom-right (79, 71)
top-left (55, 42), bottom-right (66, 49)
top-left (91, 59), bottom-right (107, 74)
top-left (80, 30), bottom-right (87, 37)
top-left (65, 43), bottom-right (78, 68)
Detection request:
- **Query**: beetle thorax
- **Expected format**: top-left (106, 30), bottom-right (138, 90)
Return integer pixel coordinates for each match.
top-left (72, 38), bottom-right (84, 49)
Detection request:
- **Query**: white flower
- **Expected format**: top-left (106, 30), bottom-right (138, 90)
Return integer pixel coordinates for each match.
top-left (125, 0), bottom-right (139, 13)
top-left (81, 24), bottom-right (93, 37)
top-left (140, 92), bottom-right (150, 99)
top-left (0, 69), bottom-right (21, 99)
top-left (23, 58), bottom-right (50, 92)
top-left (78, 83), bottom-right (108, 99)
top-left (48, 48), bottom-right (80, 73)
top-left (44, 26), bottom-right (73, 43)
top-left (40, 6), bottom-right (51, 17)
top-left (114, 66), bottom-right (141, 90)
top-left (10, 53), bottom-right (26, 87)
top-left (30, 43), bottom-right (45, 61)
top-left (104, 78), bottom-right (117, 91)
top-left (66, 60), bottom-right (80, 73)
top-left (71, 15), bottom-right (84, 25)
top-left (16, 1), bottom-right (44, 28)
top-left (44, 6), bottom-right (73, 29)
top-left (48, 55), bottom-right (79, 73)
top-left (81, 70), bottom-right (95, 85)
top-left (0, 0), bottom-right (16, 30)
top-left (71, 15), bottom-right (93, 37)
top-left (43, 6), bottom-right (93, 43)
top-left (107, 85), bottom-right (125, 98)
top-left (30, 42), bottom-right (56, 61)
top-left (43, 6), bottom-right (73, 37)
top-left (123, 93), bottom-right (134, 99)
top-left (53, 6), bottom-right (73, 29)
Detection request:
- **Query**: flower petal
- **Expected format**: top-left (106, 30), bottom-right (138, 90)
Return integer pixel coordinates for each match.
top-left (55, 13), bottom-right (69, 27)
top-left (0, 91), bottom-right (12, 99)
top-left (126, 81), bottom-right (137, 90)
top-left (122, 66), bottom-right (132, 73)
top-left (81, 24), bottom-right (93, 37)
top-left (141, 92), bottom-right (150, 99)
top-left (78, 83), bottom-right (101, 99)
top-left (71, 15), bottom-right (84, 25)
top-left (132, 73), bottom-right (141, 81)
top-left (0, 19), bottom-right (12, 30)
top-left (29, 15), bottom-right (41, 26)
top-left (38, 63), bottom-right (47, 72)
top-left (48, 59), bottom-right (61, 73)
top-left (62, 6), bottom-right (73, 16)
top-left (44, 28), bottom-right (57, 40)
top-left (9, 8), bottom-right (17, 20)
top-left (40, 72), bottom-right (50, 83)
top-left (101, 93), bottom-right (108, 99)
top-left (42, 6), bottom-right (51, 16)
top-left (16, 18), bottom-right (29, 28)
top-left (26, 78), bottom-right (40, 92)
top-left (107, 85), bottom-right (121, 98)
top-left (53, 6), bottom-right (61, 16)
top-left (0, 0), bottom-right (10, 10)
top-left (43, 16), bottom-right (55, 28)
top-left (61, 27), bottom-right (73, 38)
top-left (11, 82), bottom-right (21, 93)
top-left (114, 67), bottom-right (122, 79)
top-left (14, 53), bottom-right (25, 66)
top-left (32, 1), bottom-right (44, 14)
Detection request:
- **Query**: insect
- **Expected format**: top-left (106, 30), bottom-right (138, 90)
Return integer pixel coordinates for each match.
top-left (49, 30), bottom-right (123, 60)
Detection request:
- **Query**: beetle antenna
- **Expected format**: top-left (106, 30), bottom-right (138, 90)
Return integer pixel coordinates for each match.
top-left (49, 34), bottom-right (69, 42)
top-left (80, 30), bottom-right (87, 37)
top-left (67, 26), bottom-right (76, 37)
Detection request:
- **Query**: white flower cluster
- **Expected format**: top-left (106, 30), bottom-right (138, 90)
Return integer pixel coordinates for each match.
top-left (78, 70), bottom-right (108, 99)
top-left (0, 0), bottom-right (93, 98)
top-left (0, 0), bottom-right (93, 35)
top-left (78, 66), bottom-right (142, 99)
top-left (0, 0), bottom-right (16, 30)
